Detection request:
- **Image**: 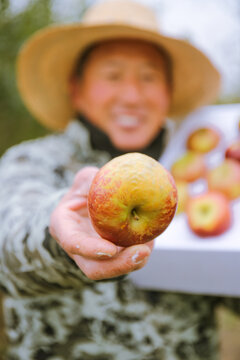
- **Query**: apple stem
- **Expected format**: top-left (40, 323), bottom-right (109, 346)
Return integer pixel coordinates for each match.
top-left (132, 209), bottom-right (140, 221)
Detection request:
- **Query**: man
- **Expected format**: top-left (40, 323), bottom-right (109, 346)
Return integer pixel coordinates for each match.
top-left (2, 1), bottom-right (239, 359)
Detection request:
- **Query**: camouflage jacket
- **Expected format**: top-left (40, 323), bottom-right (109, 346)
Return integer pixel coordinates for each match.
top-left (0, 120), bottom-right (240, 360)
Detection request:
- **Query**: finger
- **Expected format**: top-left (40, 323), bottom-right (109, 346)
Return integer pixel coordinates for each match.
top-left (62, 166), bottom-right (99, 204)
top-left (63, 232), bottom-right (118, 260)
top-left (73, 244), bottom-right (151, 280)
top-left (115, 239), bottom-right (154, 255)
top-left (62, 197), bottom-right (88, 213)
top-left (51, 209), bottom-right (118, 259)
top-left (59, 213), bottom-right (154, 260)
top-left (145, 240), bottom-right (155, 251)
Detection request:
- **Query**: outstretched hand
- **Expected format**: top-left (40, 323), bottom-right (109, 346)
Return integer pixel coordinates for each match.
top-left (50, 167), bottom-right (154, 280)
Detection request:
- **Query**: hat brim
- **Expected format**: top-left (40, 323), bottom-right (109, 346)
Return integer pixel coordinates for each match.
top-left (17, 23), bottom-right (221, 130)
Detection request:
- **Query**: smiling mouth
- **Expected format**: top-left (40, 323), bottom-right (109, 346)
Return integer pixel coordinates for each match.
top-left (114, 115), bottom-right (142, 129)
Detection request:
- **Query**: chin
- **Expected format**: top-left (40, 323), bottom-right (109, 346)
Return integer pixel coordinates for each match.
top-left (111, 134), bottom-right (153, 152)
top-left (112, 140), bottom-right (148, 152)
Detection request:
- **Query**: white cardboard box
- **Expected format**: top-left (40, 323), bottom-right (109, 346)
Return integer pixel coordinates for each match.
top-left (130, 104), bottom-right (240, 296)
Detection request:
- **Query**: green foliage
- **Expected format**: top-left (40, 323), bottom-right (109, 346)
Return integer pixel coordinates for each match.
top-left (0, 0), bottom-right (54, 155)
top-left (0, 0), bottom-right (93, 155)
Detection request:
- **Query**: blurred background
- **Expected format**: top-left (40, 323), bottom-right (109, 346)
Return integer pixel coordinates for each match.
top-left (0, 0), bottom-right (240, 156)
top-left (0, 0), bottom-right (240, 358)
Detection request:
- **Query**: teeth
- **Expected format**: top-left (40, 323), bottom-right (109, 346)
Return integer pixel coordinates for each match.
top-left (115, 115), bottom-right (140, 127)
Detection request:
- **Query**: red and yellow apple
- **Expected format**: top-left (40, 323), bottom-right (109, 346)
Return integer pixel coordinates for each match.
top-left (225, 139), bottom-right (240, 163)
top-left (175, 180), bottom-right (190, 214)
top-left (186, 126), bottom-right (221, 153)
top-left (207, 159), bottom-right (240, 200)
top-left (88, 153), bottom-right (178, 247)
top-left (186, 191), bottom-right (232, 237)
top-left (171, 151), bottom-right (207, 182)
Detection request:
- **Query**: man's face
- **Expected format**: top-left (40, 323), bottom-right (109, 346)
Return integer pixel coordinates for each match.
top-left (71, 39), bottom-right (171, 151)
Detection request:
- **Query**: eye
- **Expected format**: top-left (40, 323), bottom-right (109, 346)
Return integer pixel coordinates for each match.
top-left (140, 71), bottom-right (156, 82)
top-left (104, 70), bottom-right (122, 82)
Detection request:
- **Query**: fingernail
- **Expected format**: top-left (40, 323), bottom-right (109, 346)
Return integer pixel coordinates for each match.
top-left (96, 252), bottom-right (113, 258)
top-left (132, 251), bottom-right (146, 265)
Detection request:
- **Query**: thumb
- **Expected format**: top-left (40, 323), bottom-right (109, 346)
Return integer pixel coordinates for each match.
top-left (61, 166), bottom-right (99, 211)
top-left (72, 166), bottom-right (99, 196)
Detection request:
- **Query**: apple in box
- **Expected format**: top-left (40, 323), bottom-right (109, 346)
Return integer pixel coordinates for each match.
top-left (88, 153), bottom-right (178, 247)
top-left (186, 191), bottom-right (232, 237)
top-left (207, 159), bottom-right (240, 200)
top-left (225, 139), bottom-right (240, 163)
top-left (171, 151), bottom-right (207, 183)
top-left (175, 180), bottom-right (190, 215)
top-left (186, 126), bottom-right (221, 153)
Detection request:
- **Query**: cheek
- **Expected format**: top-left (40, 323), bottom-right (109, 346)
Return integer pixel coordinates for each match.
top-left (85, 83), bottom-right (115, 108)
top-left (78, 81), bottom-right (117, 127)
top-left (146, 86), bottom-right (171, 113)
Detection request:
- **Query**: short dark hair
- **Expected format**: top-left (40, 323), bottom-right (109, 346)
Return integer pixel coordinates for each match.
top-left (71, 44), bottom-right (97, 79)
top-left (71, 39), bottom-right (173, 89)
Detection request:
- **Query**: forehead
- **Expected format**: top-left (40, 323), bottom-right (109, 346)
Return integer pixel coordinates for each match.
top-left (85, 39), bottom-right (167, 67)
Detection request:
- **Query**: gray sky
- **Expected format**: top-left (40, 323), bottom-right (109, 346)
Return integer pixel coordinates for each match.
top-left (138, 0), bottom-right (240, 99)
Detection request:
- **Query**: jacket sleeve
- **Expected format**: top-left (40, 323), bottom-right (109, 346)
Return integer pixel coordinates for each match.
top-left (0, 135), bottom-right (93, 297)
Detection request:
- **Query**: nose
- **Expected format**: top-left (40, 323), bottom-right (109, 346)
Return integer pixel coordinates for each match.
top-left (119, 77), bottom-right (142, 104)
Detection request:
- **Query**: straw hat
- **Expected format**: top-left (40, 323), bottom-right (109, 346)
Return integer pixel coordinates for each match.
top-left (17, 0), bottom-right (221, 130)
